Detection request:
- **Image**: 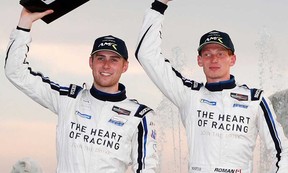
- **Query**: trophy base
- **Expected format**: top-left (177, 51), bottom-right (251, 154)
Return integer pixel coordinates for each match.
top-left (20, 0), bottom-right (90, 24)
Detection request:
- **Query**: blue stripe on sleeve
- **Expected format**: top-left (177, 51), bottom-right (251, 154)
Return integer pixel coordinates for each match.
top-left (261, 97), bottom-right (282, 171)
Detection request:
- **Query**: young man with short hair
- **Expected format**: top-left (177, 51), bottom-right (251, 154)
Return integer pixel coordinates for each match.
top-left (5, 8), bottom-right (158, 173)
top-left (135, 0), bottom-right (288, 172)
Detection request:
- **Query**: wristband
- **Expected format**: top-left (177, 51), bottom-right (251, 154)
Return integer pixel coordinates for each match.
top-left (151, 0), bottom-right (168, 15)
top-left (16, 26), bottom-right (31, 32)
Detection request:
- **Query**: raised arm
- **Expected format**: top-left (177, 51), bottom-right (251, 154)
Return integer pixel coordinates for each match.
top-left (4, 8), bottom-right (72, 114)
top-left (135, 0), bottom-right (200, 108)
top-left (257, 95), bottom-right (288, 172)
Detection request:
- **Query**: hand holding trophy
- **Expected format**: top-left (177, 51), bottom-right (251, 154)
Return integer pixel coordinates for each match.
top-left (20, 0), bottom-right (90, 24)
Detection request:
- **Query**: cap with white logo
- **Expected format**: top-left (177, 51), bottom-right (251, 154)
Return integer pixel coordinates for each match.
top-left (91, 35), bottom-right (128, 60)
top-left (197, 30), bottom-right (235, 54)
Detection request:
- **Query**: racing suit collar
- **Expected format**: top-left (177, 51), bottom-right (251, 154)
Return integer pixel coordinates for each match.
top-left (90, 83), bottom-right (127, 102)
top-left (205, 75), bottom-right (236, 92)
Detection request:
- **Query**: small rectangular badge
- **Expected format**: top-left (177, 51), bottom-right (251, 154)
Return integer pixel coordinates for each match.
top-left (20, 0), bottom-right (89, 24)
top-left (230, 93), bottom-right (248, 101)
top-left (112, 106), bottom-right (131, 116)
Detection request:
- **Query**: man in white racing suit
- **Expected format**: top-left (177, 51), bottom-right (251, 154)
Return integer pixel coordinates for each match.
top-left (5, 8), bottom-right (158, 173)
top-left (135, 0), bottom-right (288, 172)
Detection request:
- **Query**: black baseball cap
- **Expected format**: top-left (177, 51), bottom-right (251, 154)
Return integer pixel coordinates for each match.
top-left (197, 30), bottom-right (235, 54)
top-left (91, 35), bottom-right (128, 60)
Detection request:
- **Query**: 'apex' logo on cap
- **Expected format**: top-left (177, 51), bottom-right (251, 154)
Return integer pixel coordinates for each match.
top-left (98, 42), bottom-right (118, 50)
top-left (205, 37), bottom-right (223, 44)
top-left (197, 30), bottom-right (235, 54)
top-left (91, 35), bottom-right (129, 59)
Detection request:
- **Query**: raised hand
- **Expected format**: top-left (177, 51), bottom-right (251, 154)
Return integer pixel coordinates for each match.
top-left (17, 8), bottom-right (54, 29)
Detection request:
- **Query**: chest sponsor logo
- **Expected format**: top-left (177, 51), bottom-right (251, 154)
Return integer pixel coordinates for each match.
top-left (200, 99), bottom-right (216, 106)
top-left (233, 103), bottom-right (248, 109)
top-left (69, 122), bottom-right (123, 150)
top-left (108, 116), bottom-right (127, 126)
top-left (75, 111), bottom-right (92, 120)
top-left (197, 110), bottom-right (250, 133)
top-left (230, 93), bottom-right (248, 101)
top-left (112, 106), bottom-right (131, 116)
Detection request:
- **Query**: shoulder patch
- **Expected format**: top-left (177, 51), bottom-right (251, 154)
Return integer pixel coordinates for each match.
top-left (172, 67), bottom-right (203, 91)
top-left (68, 84), bottom-right (83, 98)
top-left (189, 80), bottom-right (202, 90)
top-left (250, 88), bottom-right (263, 101)
top-left (134, 104), bottom-right (153, 118)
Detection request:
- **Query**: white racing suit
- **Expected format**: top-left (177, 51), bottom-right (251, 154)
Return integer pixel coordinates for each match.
top-left (135, 1), bottom-right (288, 173)
top-left (5, 29), bottom-right (158, 173)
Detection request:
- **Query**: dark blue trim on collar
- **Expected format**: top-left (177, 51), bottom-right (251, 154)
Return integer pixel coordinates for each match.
top-left (90, 83), bottom-right (127, 102)
top-left (205, 75), bottom-right (236, 91)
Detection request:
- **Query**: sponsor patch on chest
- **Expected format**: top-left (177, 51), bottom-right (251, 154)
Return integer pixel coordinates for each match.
top-left (108, 116), bottom-right (127, 126)
top-left (200, 99), bottom-right (217, 106)
top-left (75, 111), bottom-right (92, 119)
top-left (233, 103), bottom-right (248, 109)
top-left (230, 93), bottom-right (248, 101)
top-left (112, 106), bottom-right (131, 116)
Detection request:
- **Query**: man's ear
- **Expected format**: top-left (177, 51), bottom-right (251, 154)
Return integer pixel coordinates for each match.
top-left (230, 55), bottom-right (236, 66)
top-left (197, 55), bottom-right (203, 67)
top-left (122, 60), bottom-right (129, 73)
top-left (89, 56), bottom-right (93, 69)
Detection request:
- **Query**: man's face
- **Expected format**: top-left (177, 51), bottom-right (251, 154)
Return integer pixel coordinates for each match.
top-left (89, 51), bottom-right (128, 93)
top-left (197, 44), bottom-right (236, 83)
